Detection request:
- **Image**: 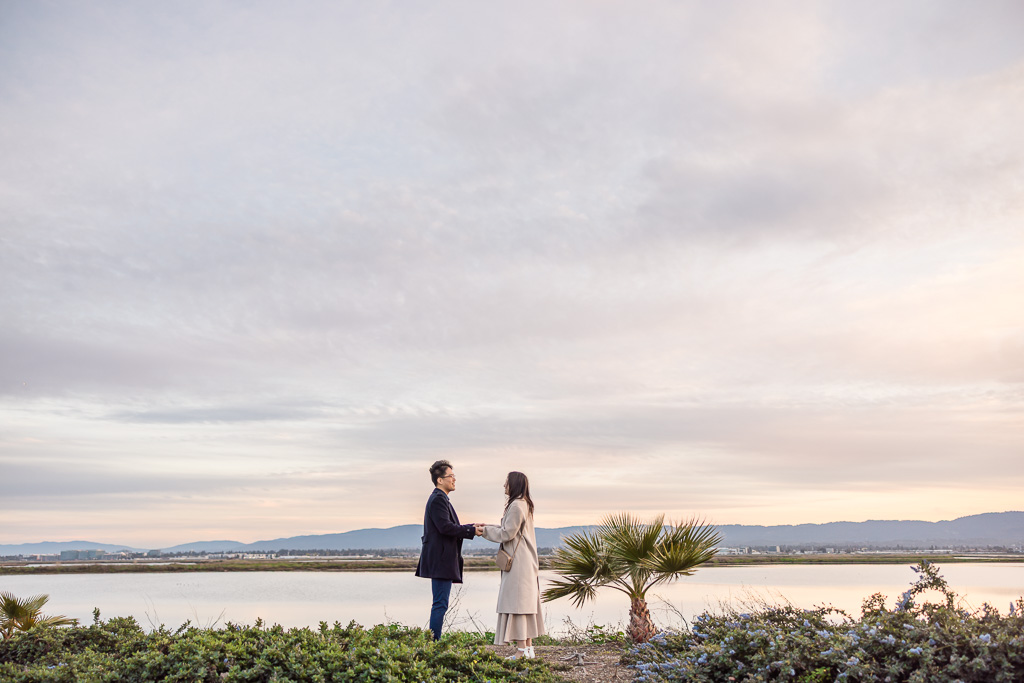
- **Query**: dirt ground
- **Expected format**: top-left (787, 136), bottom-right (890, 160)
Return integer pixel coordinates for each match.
top-left (486, 643), bottom-right (632, 682)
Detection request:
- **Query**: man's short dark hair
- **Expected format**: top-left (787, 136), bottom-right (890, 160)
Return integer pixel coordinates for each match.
top-left (429, 460), bottom-right (452, 485)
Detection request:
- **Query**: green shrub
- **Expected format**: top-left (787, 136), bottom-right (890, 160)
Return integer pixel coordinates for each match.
top-left (626, 561), bottom-right (1024, 682)
top-left (0, 617), bottom-right (564, 682)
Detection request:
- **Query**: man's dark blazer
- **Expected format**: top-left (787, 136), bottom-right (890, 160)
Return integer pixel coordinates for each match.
top-left (415, 487), bottom-right (476, 583)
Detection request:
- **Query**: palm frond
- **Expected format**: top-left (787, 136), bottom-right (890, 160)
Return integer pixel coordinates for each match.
top-left (664, 517), bottom-right (722, 559)
top-left (543, 529), bottom-right (615, 605)
top-left (33, 614), bottom-right (79, 629)
top-left (602, 513), bottom-right (665, 566)
top-left (643, 518), bottom-right (722, 584)
top-left (598, 513), bottom-right (665, 597)
top-left (0, 592), bottom-right (76, 636)
top-left (1, 592), bottom-right (28, 621)
top-left (542, 576), bottom-right (599, 608)
top-left (21, 595), bottom-right (51, 615)
top-left (550, 530), bottom-right (608, 575)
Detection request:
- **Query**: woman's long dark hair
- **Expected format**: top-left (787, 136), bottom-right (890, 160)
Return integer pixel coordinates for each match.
top-left (504, 471), bottom-right (534, 517)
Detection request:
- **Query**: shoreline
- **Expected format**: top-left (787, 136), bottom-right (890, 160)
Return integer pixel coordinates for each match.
top-left (2, 553), bottom-right (1021, 575)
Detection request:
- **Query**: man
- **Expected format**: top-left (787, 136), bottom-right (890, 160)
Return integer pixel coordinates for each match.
top-left (415, 459), bottom-right (483, 640)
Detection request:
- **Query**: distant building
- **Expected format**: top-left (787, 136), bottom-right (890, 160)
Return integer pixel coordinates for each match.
top-left (59, 549), bottom-right (105, 561)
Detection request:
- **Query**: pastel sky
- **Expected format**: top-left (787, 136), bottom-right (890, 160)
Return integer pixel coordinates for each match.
top-left (2, 1), bottom-right (1023, 548)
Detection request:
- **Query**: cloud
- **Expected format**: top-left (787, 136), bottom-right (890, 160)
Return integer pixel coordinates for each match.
top-left (0, 461), bottom-right (228, 499)
top-left (2, 1), bottom-right (1024, 544)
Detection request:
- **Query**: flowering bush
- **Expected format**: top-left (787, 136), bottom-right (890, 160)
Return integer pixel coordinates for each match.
top-left (625, 562), bottom-right (1024, 682)
top-left (0, 615), bottom-right (563, 682)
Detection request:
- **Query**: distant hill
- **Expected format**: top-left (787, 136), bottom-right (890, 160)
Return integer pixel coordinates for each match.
top-left (716, 511), bottom-right (1024, 548)
top-left (0, 540), bottom-right (144, 555)
top-left (161, 525), bottom-right (595, 553)
top-left (160, 540), bottom-right (249, 553)
top-left (3, 512), bottom-right (1022, 556)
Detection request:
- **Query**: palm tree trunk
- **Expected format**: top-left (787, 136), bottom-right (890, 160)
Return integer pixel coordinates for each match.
top-left (627, 597), bottom-right (657, 643)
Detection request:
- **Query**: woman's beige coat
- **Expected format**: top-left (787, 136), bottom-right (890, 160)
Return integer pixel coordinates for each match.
top-left (482, 498), bottom-right (540, 614)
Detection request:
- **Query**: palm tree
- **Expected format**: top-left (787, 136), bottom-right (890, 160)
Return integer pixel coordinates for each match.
top-left (542, 513), bottom-right (720, 643)
top-left (0, 592), bottom-right (78, 640)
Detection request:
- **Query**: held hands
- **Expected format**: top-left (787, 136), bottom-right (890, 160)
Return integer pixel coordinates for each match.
top-left (473, 523), bottom-right (486, 537)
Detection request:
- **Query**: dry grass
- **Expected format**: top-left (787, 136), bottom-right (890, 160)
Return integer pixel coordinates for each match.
top-left (486, 643), bottom-right (630, 682)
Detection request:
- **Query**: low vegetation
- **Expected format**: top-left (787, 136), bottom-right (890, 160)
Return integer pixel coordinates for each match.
top-left (0, 614), bottom-right (565, 682)
top-left (625, 561), bottom-right (1024, 682)
top-left (5, 561), bottom-right (1024, 681)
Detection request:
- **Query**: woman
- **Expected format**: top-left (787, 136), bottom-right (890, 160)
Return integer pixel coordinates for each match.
top-left (481, 471), bottom-right (546, 659)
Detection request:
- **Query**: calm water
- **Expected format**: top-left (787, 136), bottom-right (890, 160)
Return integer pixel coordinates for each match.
top-left (4, 564), bottom-right (1022, 634)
